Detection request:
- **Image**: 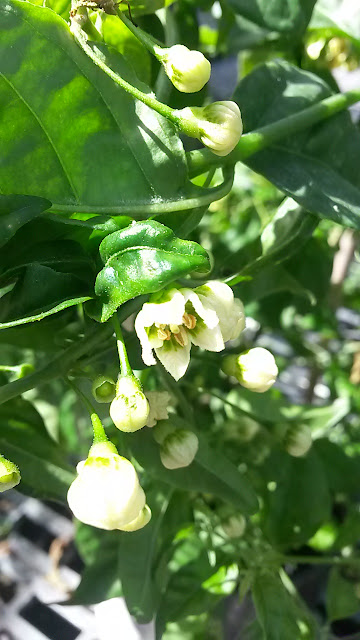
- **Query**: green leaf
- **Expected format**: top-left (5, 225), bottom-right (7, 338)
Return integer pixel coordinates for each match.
top-left (130, 427), bottom-right (258, 514)
top-left (260, 198), bottom-right (318, 263)
top-left (0, 397), bottom-right (74, 501)
top-left (252, 571), bottom-right (316, 640)
top-left (227, 0), bottom-right (316, 35)
top-left (234, 60), bottom-right (360, 229)
top-left (234, 264), bottom-right (315, 304)
top-left (95, 220), bottom-right (210, 321)
top-left (309, 0), bottom-right (360, 48)
top-left (0, 194), bottom-right (51, 249)
top-left (314, 439), bottom-right (360, 495)
top-left (0, 264), bottom-right (92, 329)
top-left (0, 1), bottom-right (188, 213)
top-left (261, 449), bottom-right (331, 547)
top-left (326, 567), bottom-right (360, 621)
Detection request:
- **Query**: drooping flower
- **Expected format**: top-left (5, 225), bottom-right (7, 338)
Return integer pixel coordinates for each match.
top-left (177, 101), bottom-right (243, 156)
top-left (110, 374), bottom-right (149, 432)
top-left (222, 347), bottom-right (278, 393)
top-left (157, 44), bottom-right (211, 93)
top-left (0, 455), bottom-right (20, 493)
top-left (67, 441), bottom-right (150, 531)
top-left (135, 282), bottom-right (245, 381)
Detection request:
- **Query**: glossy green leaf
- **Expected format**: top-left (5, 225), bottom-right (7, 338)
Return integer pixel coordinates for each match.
top-left (0, 1), bottom-right (188, 213)
top-left (0, 264), bottom-right (92, 329)
top-left (261, 449), bottom-right (331, 547)
top-left (234, 60), bottom-right (360, 229)
top-left (252, 571), bottom-right (315, 640)
top-left (227, 0), bottom-right (316, 36)
top-left (130, 427), bottom-right (258, 514)
top-left (0, 194), bottom-right (51, 249)
top-left (309, 0), bottom-right (360, 48)
top-left (95, 220), bottom-right (210, 321)
top-left (314, 439), bottom-right (360, 495)
top-left (326, 567), bottom-right (360, 621)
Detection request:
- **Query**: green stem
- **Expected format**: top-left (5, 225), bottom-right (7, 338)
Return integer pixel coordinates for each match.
top-left (66, 377), bottom-right (108, 443)
top-left (71, 19), bottom-right (185, 129)
top-left (187, 89), bottom-right (360, 177)
top-left (112, 313), bottom-right (132, 376)
top-left (116, 8), bottom-right (163, 56)
top-left (285, 554), bottom-right (360, 567)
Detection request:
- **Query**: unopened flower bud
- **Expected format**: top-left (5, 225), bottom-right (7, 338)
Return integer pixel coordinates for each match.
top-left (120, 504), bottom-right (152, 532)
top-left (159, 428), bottom-right (198, 470)
top-left (285, 424), bottom-right (312, 457)
top-left (178, 101), bottom-right (243, 156)
top-left (157, 44), bottom-right (211, 93)
top-left (0, 455), bottom-right (20, 492)
top-left (67, 441), bottom-right (148, 531)
top-left (92, 375), bottom-right (116, 404)
top-left (225, 417), bottom-right (260, 443)
top-left (222, 347), bottom-right (278, 393)
top-left (222, 514), bottom-right (246, 538)
top-left (110, 375), bottom-right (149, 432)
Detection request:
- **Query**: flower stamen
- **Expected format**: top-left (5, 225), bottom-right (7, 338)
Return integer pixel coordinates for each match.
top-left (182, 313), bottom-right (197, 330)
top-left (174, 326), bottom-right (189, 347)
top-left (157, 328), bottom-right (171, 341)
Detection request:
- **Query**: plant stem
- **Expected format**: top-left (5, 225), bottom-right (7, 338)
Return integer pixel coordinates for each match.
top-left (115, 7), bottom-right (162, 55)
top-left (187, 89), bottom-right (360, 177)
top-left (112, 313), bottom-right (132, 376)
top-left (66, 377), bottom-right (108, 443)
top-left (285, 554), bottom-right (360, 567)
top-left (71, 20), bottom-right (187, 130)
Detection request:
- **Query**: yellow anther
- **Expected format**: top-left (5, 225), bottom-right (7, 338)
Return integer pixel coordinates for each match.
top-left (155, 323), bottom-right (166, 330)
top-left (182, 313), bottom-right (197, 330)
top-left (157, 328), bottom-right (171, 341)
top-left (174, 326), bottom-right (188, 347)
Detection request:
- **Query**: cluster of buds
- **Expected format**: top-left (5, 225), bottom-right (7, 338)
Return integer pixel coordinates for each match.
top-left (0, 455), bottom-right (20, 493)
top-left (135, 281), bottom-right (245, 381)
top-left (153, 422), bottom-right (198, 470)
top-left (222, 347), bottom-right (278, 393)
top-left (67, 441), bottom-right (150, 531)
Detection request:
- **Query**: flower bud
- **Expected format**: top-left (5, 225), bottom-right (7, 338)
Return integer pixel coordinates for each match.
top-left (158, 44), bottom-right (211, 93)
top-left (222, 347), bottom-right (278, 393)
top-left (178, 101), bottom-right (242, 156)
top-left (0, 455), bottom-right (20, 492)
top-left (92, 375), bottom-right (116, 404)
top-left (222, 514), bottom-right (246, 538)
top-left (110, 375), bottom-right (149, 432)
top-left (160, 428), bottom-right (199, 470)
top-left (225, 417), bottom-right (260, 443)
top-left (285, 424), bottom-right (312, 457)
top-left (67, 441), bottom-right (148, 531)
top-left (120, 504), bottom-right (152, 532)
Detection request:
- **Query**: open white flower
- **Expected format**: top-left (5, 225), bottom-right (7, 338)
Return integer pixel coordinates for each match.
top-left (0, 455), bottom-right (20, 493)
top-left (157, 44), bottom-right (211, 93)
top-left (135, 282), bottom-right (245, 380)
top-left (67, 442), bottom-right (149, 531)
top-left (145, 391), bottom-right (172, 428)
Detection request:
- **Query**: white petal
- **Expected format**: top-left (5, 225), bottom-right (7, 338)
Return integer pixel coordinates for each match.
top-left (196, 281), bottom-right (245, 342)
top-left (190, 323), bottom-right (224, 352)
top-left (155, 341), bottom-right (191, 381)
top-left (134, 309), bottom-right (157, 366)
top-left (139, 290), bottom-right (185, 327)
top-left (181, 288), bottom-right (219, 329)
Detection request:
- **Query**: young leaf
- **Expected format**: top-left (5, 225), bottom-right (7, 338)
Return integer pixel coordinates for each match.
top-left (95, 220), bottom-right (210, 321)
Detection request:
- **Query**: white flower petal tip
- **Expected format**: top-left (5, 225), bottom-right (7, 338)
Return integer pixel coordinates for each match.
top-left (160, 44), bottom-right (211, 93)
top-left (145, 391), bottom-right (172, 428)
top-left (67, 447), bottom-right (148, 531)
top-left (0, 455), bottom-right (20, 493)
top-left (222, 347), bottom-right (278, 393)
top-left (110, 375), bottom-right (149, 432)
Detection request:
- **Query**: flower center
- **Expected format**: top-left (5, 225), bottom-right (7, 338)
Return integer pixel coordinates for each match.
top-left (155, 313), bottom-right (197, 348)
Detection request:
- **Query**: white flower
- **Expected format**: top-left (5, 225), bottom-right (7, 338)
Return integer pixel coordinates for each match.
top-left (222, 514), bottom-right (246, 538)
top-left (159, 429), bottom-right (199, 470)
top-left (157, 44), bottom-right (211, 93)
top-left (145, 391), bottom-right (172, 428)
top-left (110, 375), bottom-right (149, 432)
top-left (285, 424), bottom-right (312, 457)
top-left (67, 442), bottom-right (149, 531)
top-left (0, 455), bottom-right (20, 493)
top-left (135, 282), bottom-right (245, 381)
top-left (120, 505), bottom-right (152, 532)
top-left (177, 101), bottom-right (243, 156)
top-left (223, 347), bottom-right (278, 393)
